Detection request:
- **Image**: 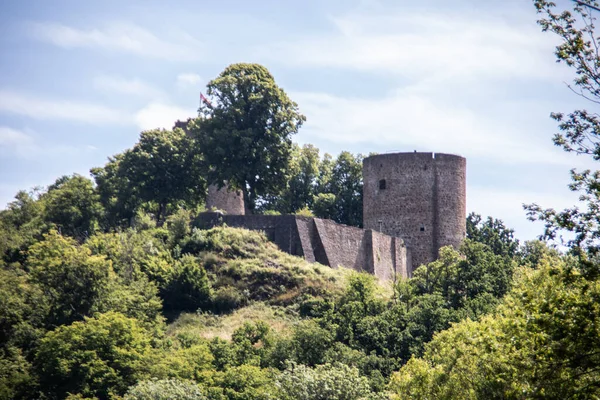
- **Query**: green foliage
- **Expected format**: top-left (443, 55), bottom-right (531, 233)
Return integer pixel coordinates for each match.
top-left (162, 255), bottom-right (211, 314)
top-left (125, 379), bottom-right (207, 400)
top-left (313, 152), bottom-right (364, 227)
top-left (27, 231), bottom-right (113, 327)
top-left (525, 1), bottom-right (600, 255)
top-left (466, 213), bottom-right (519, 257)
top-left (35, 312), bottom-right (154, 399)
top-left (42, 174), bottom-right (104, 239)
top-left (190, 63), bottom-right (306, 213)
top-left (208, 365), bottom-right (276, 400)
top-left (260, 143), bottom-right (321, 214)
top-left (276, 363), bottom-right (381, 400)
top-left (92, 128), bottom-right (206, 226)
top-left (390, 257), bottom-right (600, 399)
top-left (0, 189), bottom-right (47, 265)
top-left (0, 268), bottom-right (46, 352)
top-left (0, 346), bottom-right (36, 400)
top-left (291, 320), bottom-right (335, 366)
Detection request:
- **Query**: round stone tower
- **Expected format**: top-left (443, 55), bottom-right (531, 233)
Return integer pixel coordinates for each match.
top-left (205, 182), bottom-right (245, 215)
top-left (362, 152), bottom-right (466, 274)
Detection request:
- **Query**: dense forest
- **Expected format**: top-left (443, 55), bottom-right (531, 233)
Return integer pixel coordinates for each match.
top-left (3, 1), bottom-right (600, 398)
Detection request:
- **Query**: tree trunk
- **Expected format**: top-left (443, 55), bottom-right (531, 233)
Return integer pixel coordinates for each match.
top-left (156, 202), bottom-right (167, 226)
top-left (243, 188), bottom-right (254, 215)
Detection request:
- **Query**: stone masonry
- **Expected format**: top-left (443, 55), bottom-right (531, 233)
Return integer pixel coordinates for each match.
top-left (363, 152), bottom-right (466, 271)
top-left (199, 151), bottom-right (466, 279)
top-left (194, 213), bottom-right (408, 281)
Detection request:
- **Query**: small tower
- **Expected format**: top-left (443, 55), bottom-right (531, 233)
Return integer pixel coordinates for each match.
top-left (205, 182), bottom-right (245, 215)
top-left (362, 152), bottom-right (466, 274)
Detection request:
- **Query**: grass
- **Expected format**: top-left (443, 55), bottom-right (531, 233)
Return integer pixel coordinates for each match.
top-left (167, 303), bottom-right (301, 340)
top-left (184, 226), bottom-right (355, 305)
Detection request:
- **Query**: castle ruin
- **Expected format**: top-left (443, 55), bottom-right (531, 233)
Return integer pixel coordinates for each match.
top-left (197, 152), bottom-right (466, 280)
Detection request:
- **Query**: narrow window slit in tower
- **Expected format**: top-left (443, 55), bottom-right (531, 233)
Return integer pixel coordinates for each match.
top-left (379, 179), bottom-right (386, 190)
top-left (420, 225), bottom-right (425, 232)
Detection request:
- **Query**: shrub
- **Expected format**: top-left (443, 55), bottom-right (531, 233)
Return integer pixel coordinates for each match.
top-left (125, 379), bottom-right (206, 400)
top-left (276, 363), bottom-right (380, 400)
top-left (162, 255), bottom-right (211, 313)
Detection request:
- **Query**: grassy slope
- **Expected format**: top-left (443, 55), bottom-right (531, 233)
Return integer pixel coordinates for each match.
top-left (170, 226), bottom-right (391, 340)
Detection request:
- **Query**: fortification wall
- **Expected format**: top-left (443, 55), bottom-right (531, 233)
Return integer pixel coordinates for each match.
top-left (367, 231), bottom-right (409, 281)
top-left (193, 213), bottom-right (408, 280)
top-left (363, 152), bottom-right (466, 273)
top-left (205, 183), bottom-right (245, 215)
top-left (313, 218), bottom-right (367, 271)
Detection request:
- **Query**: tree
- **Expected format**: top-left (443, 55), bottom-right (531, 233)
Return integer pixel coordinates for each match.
top-left (27, 231), bottom-right (113, 328)
top-left (124, 379), bottom-right (207, 400)
top-left (313, 151), bottom-right (364, 227)
top-left (260, 143), bottom-right (321, 214)
top-left (466, 213), bottom-right (519, 258)
top-left (42, 174), bottom-right (104, 239)
top-left (276, 363), bottom-right (380, 400)
top-left (35, 312), bottom-right (155, 399)
top-left (389, 256), bottom-right (600, 399)
top-left (0, 189), bottom-right (47, 265)
top-left (526, 1), bottom-right (600, 255)
top-left (92, 128), bottom-right (206, 226)
top-left (189, 63), bottom-right (306, 213)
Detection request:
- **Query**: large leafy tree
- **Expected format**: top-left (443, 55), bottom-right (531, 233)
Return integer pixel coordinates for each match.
top-left (389, 256), bottom-right (600, 399)
top-left (466, 213), bottom-right (520, 258)
top-left (42, 174), bottom-right (104, 239)
top-left (313, 151), bottom-right (364, 227)
top-left (260, 143), bottom-right (321, 214)
top-left (35, 311), bottom-right (155, 399)
top-left (92, 128), bottom-right (206, 226)
top-left (189, 63), bottom-right (306, 213)
top-left (526, 0), bottom-right (600, 256)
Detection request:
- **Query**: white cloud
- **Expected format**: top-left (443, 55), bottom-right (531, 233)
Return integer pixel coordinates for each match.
top-left (177, 73), bottom-right (202, 88)
top-left (0, 126), bottom-right (35, 148)
top-left (262, 10), bottom-right (561, 81)
top-left (0, 90), bottom-right (129, 124)
top-left (93, 75), bottom-right (164, 98)
top-left (292, 89), bottom-right (573, 166)
top-left (134, 102), bottom-right (196, 131)
top-left (30, 22), bottom-right (202, 61)
top-left (0, 126), bottom-right (97, 159)
top-left (468, 186), bottom-right (582, 242)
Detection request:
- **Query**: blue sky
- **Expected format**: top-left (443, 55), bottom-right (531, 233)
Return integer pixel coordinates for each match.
top-left (0, 0), bottom-right (593, 241)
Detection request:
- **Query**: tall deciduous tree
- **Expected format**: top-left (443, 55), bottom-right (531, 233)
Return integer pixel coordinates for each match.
top-left (42, 174), bottom-right (104, 239)
top-left (466, 213), bottom-right (520, 258)
top-left (260, 143), bottom-right (321, 214)
top-left (314, 151), bottom-right (364, 227)
top-left (526, 1), bottom-right (600, 256)
top-left (189, 63), bottom-right (306, 213)
top-left (92, 128), bottom-right (206, 226)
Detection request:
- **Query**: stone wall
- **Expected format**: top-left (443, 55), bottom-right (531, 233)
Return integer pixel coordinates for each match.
top-left (193, 212), bottom-right (408, 280)
top-left (205, 183), bottom-right (245, 215)
top-left (313, 218), bottom-right (367, 271)
top-left (363, 152), bottom-right (465, 274)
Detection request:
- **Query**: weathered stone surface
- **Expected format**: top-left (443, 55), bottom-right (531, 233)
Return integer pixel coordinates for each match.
top-left (202, 151), bottom-right (466, 279)
top-left (363, 152), bottom-right (466, 274)
top-left (193, 213), bottom-right (408, 280)
top-left (205, 183), bottom-right (245, 215)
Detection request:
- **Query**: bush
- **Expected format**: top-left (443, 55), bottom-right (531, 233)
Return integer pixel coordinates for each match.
top-left (162, 255), bottom-right (211, 313)
top-left (276, 363), bottom-right (381, 400)
top-left (125, 379), bottom-right (206, 400)
top-left (211, 286), bottom-right (247, 313)
top-left (35, 312), bottom-right (154, 399)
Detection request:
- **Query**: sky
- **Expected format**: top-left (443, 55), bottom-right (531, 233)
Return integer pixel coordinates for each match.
top-left (0, 0), bottom-right (595, 242)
